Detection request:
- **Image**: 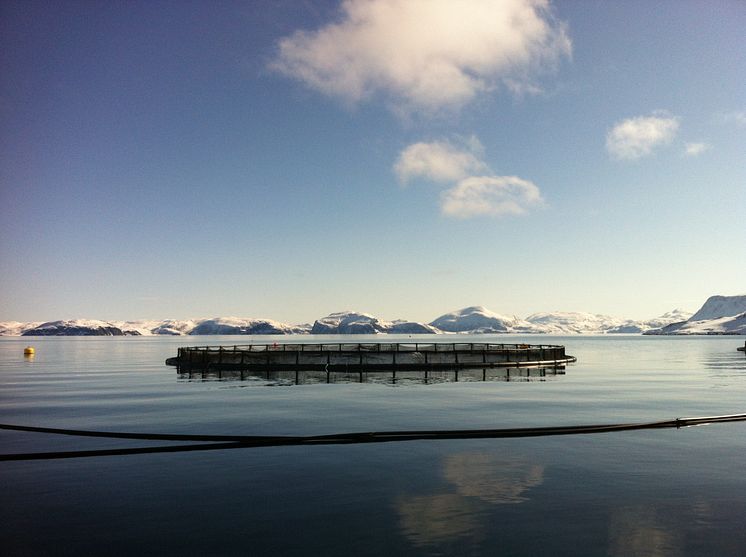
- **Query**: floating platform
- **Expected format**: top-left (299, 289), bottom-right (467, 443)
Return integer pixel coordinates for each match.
top-left (167, 342), bottom-right (576, 374)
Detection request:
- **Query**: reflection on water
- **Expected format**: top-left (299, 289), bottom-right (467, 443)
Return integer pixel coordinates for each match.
top-left (443, 453), bottom-right (544, 505)
top-left (608, 506), bottom-right (681, 557)
top-left (701, 350), bottom-right (746, 372)
top-left (396, 448), bottom-right (745, 556)
top-left (396, 494), bottom-right (482, 548)
top-left (397, 452), bottom-right (544, 548)
top-left (605, 498), bottom-right (746, 557)
top-left (177, 366), bottom-right (565, 385)
top-left (690, 500), bottom-right (714, 529)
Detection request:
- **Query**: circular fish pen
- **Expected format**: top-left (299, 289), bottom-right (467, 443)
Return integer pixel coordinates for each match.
top-left (167, 342), bottom-right (576, 380)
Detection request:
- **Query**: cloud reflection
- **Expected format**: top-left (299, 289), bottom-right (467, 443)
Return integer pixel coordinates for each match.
top-left (396, 493), bottom-right (481, 547)
top-left (608, 506), bottom-right (682, 557)
top-left (396, 452), bottom-right (545, 547)
top-left (444, 452), bottom-right (544, 504)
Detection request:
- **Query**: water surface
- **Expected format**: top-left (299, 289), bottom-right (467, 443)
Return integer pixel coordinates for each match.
top-left (1, 335), bottom-right (745, 556)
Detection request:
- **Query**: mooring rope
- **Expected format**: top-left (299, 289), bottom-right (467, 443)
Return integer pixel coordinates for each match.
top-left (1, 413), bottom-right (745, 462)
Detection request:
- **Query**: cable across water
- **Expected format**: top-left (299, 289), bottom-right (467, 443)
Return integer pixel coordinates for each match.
top-left (1, 413), bottom-right (745, 461)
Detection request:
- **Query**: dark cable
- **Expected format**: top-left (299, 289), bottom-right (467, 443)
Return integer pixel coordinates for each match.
top-left (1, 413), bottom-right (745, 462)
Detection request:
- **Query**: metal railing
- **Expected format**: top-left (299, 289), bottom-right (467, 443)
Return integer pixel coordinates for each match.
top-left (179, 342), bottom-right (565, 353)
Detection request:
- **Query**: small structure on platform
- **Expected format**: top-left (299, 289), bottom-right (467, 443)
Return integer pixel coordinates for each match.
top-left (167, 341), bottom-right (575, 383)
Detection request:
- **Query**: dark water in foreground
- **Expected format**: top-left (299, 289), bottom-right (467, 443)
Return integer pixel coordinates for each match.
top-left (1, 334), bottom-right (746, 556)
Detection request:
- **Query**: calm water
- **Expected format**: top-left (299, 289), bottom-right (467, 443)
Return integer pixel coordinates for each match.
top-left (2, 334), bottom-right (746, 556)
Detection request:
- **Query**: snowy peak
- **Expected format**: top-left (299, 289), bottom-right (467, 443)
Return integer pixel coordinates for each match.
top-left (525, 310), bottom-right (693, 334)
top-left (190, 317), bottom-right (308, 335)
top-left (655, 309), bottom-right (692, 322)
top-left (430, 306), bottom-right (524, 333)
top-left (21, 320), bottom-right (137, 336)
top-left (311, 311), bottom-right (387, 334)
top-left (645, 312), bottom-right (746, 335)
top-left (148, 320), bottom-right (198, 336)
top-left (525, 311), bottom-right (622, 334)
top-left (644, 295), bottom-right (746, 335)
top-left (638, 309), bottom-right (692, 330)
top-left (689, 295), bottom-right (746, 322)
top-left (310, 311), bottom-right (437, 334)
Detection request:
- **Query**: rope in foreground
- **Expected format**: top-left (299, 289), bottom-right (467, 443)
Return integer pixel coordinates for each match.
top-left (1, 413), bottom-right (745, 462)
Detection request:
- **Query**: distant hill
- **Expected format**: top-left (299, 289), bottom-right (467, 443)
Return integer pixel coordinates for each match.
top-left (311, 311), bottom-right (439, 334)
top-left (20, 320), bottom-right (137, 336)
top-left (6, 295), bottom-right (745, 336)
top-left (2, 303), bottom-right (710, 336)
top-left (429, 306), bottom-right (529, 333)
top-left (644, 295), bottom-right (746, 335)
top-left (189, 317), bottom-right (307, 335)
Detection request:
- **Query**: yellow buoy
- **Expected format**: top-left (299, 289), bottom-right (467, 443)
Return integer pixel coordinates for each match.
top-left (24, 346), bottom-right (35, 356)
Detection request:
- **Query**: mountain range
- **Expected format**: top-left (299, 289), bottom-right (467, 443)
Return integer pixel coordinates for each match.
top-left (2, 295), bottom-right (744, 336)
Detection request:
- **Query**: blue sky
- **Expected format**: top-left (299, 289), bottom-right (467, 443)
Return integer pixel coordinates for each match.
top-left (1, 0), bottom-right (744, 324)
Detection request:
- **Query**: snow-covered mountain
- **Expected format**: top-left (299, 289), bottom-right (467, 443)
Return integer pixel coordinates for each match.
top-left (148, 320), bottom-right (198, 336)
top-left (689, 295), bottom-right (746, 322)
top-left (645, 313), bottom-right (746, 335)
top-left (189, 317), bottom-right (308, 335)
top-left (311, 311), bottom-right (438, 334)
top-left (430, 306), bottom-right (531, 333)
top-left (520, 309), bottom-right (692, 334)
top-left (3, 297), bottom-right (742, 336)
top-left (21, 320), bottom-right (139, 336)
top-left (525, 312), bottom-right (623, 334)
top-left (311, 311), bottom-right (387, 334)
top-left (644, 295), bottom-right (746, 335)
top-left (0, 321), bottom-right (42, 336)
top-left (603, 309), bottom-right (694, 334)
top-left (638, 309), bottom-right (693, 329)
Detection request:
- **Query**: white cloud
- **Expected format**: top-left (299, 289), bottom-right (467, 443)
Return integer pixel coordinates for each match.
top-left (394, 138), bottom-right (487, 184)
top-left (394, 136), bottom-right (544, 218)
top-left (271, 0), bottom-right (571, 114)
top-left (440, 175), bottom-right (544, 218)
top-left (719, 110), bottom-right (746, 126)
top-left (683, 142), bottom-right (711, 157)
top-left (606, 113), bottom-right (680, 160)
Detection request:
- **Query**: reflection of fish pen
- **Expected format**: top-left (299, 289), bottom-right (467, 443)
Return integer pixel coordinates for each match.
top-left (177, 365), bottom-right (566, 385)
top-left (168, 342), bottom-right (575, 375)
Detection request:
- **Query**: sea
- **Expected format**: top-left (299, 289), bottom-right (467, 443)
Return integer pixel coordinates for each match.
top-left (2, 334), bottom-right (746, 556)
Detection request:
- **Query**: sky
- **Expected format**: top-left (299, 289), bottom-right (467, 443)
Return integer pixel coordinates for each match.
top-left (1, 0), bottom-right (744, 324)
